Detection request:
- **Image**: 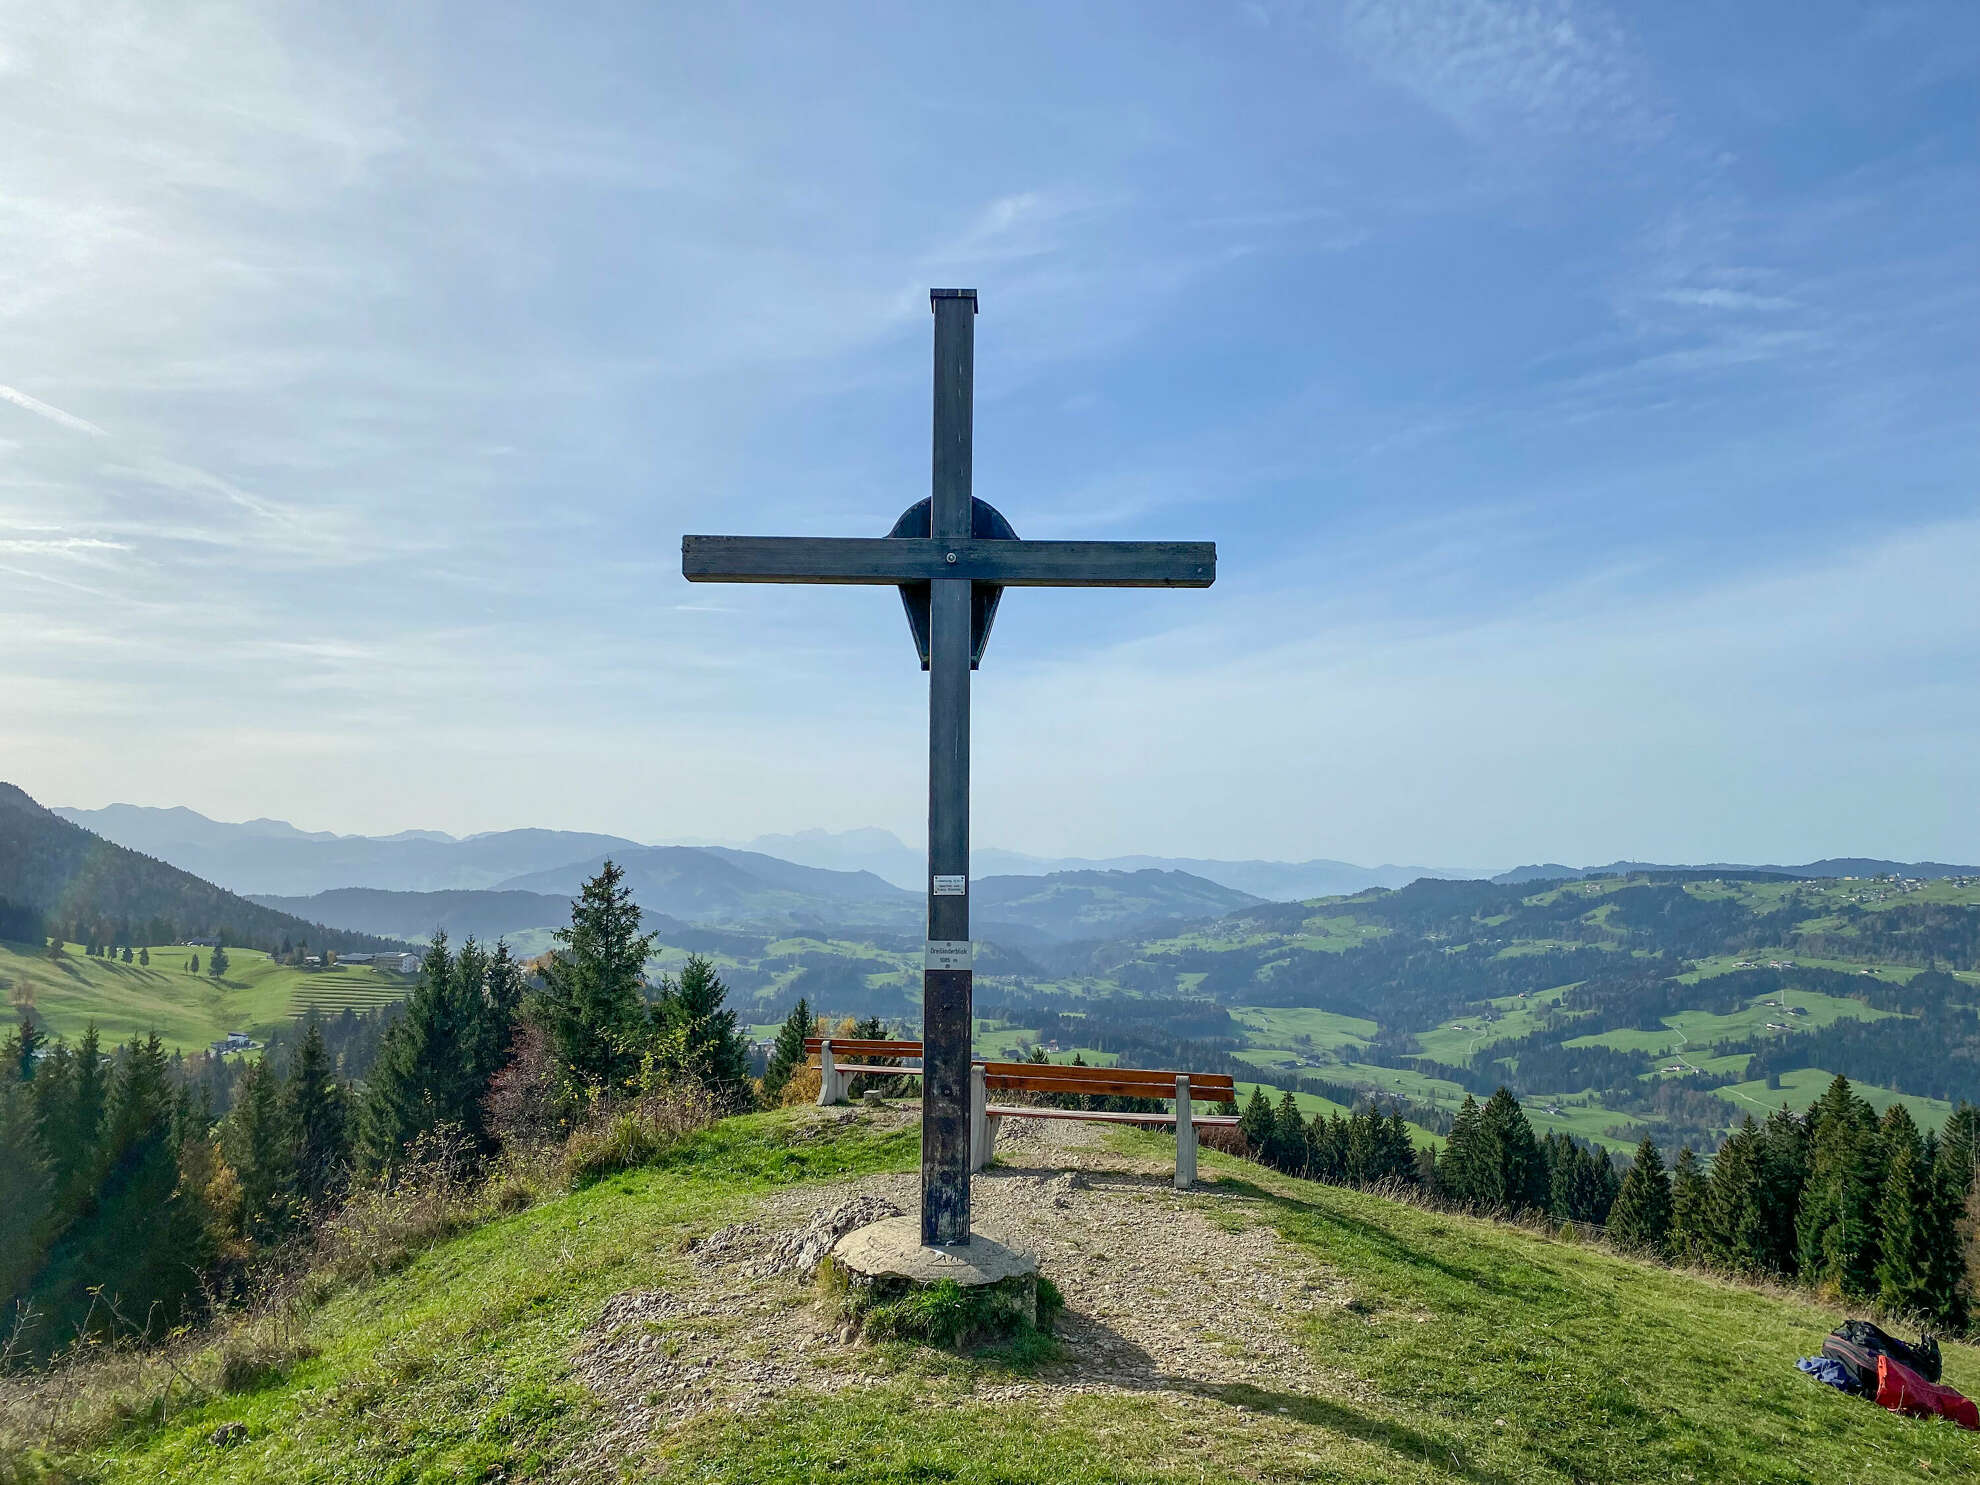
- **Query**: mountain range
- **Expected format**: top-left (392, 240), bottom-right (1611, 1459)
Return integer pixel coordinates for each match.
top-left (54, 806), bottom-right (1486, 902)
top-left (0, 785), bottom-right (409, 953)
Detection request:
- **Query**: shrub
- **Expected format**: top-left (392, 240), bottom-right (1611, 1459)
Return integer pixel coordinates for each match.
top-left (560, 1080), bottom-right (720, 1188)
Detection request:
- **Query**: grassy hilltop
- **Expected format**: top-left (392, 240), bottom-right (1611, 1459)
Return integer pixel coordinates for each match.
top-left (0, 940), bottom-right (409, 1051)
top-left (15, 1107), bottom-right (1978, 1484)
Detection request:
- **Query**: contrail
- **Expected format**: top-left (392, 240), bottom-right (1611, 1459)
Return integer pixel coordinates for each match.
top-left (0, 384), bottom-right (108, 437)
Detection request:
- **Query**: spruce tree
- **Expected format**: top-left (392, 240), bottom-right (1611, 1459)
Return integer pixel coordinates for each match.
top-left (1381, 1109), bottom-right (1417, 1186)
top-left (1798, 1076), bottom-right (1882, 1295)
top-left (761, 998), bottom-right (817, 1103)
top-left (1669, 1146), bottom-right (1711, 1263)
top-left (359, 935), bottom-right (470, 1172)
top-left (224, 1057), bottom-right (296, 1242)
top-left (284, 1022), bottom-right (349, 1208)
top-left (1608, 1138), bottom-right (1673, 1254)
top-left (650, 954), bottom-right (750, 1104)
top-left (1705, 1117), bottom-right (1767, 1272)
top-left (44, 1035), bottom-right (213, 1344)
top-left (531, 861), bottom-right (656, 1101)
top-left (1478, 1088), bottom-right (1545, 1213)
top-left (1268, 1090), bottom-right (1307, 1174)
top-left (47, 1024), bottom-right (108, 1204)
top-left (1752, 1107), bottom-right (1810, 1275)
top-left (208, 944), bottom-right (229, 978)
top-left (1307, 1110), bottom-right (1341, 1183)
top-left (10, 1008), bottom-right (44, 1082)
top-left (1439, 1094), bottom-right (1483, 1206)
top-left (0, 1078), bottom-right (52, 1300)
top-left (1239, 1086), bottom-right (1275, 1155)
top-left (1875, 1138), bottom-right (1928, 1319)
top-left (1939, 1102), bottom-right (1979, 1201)
top-left (138, 946), bottom-right (149, 967)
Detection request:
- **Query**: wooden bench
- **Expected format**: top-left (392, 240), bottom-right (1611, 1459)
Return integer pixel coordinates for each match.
top-left (804, 1036), bottom-right (1237, 1188)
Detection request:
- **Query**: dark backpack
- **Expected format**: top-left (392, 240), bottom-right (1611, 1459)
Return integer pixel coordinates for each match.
top-left (1823, 1320), bottom-right (1942, 1394)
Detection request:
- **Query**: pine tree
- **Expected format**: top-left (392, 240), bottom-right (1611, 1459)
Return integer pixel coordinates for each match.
top-left (1751, 1107), bottom-right (1810, 1276)
top-left (42, 1035), bottom-right (214, 1345)
top-left (531, 861), bottom-right (656, 1101)
top-left (1608, 1138), bottom-right (1673, 1254)
top-left (1798, 1076), bottom-right (1882, 1295)
top-left (224, 1057), bottom-right (296, 1242)
top-left (284, 1022), bottom-right (349, 1209)
top-left (1876, 1138), bottom-right (1933, 1319)
top-left (1306, 1111), bottom-right (1341, 1183)
top-left (1239, 1086), bottom-right (1275, 1155)
top-left (208, 944), bottom-right (229, 978)
top-left (1477, 1088), bottom-right (1545, 1213)
top-left (359, 936), bottom-right (469, 1172)
top-left (138, 946), bottom-right (149, 967)
top-left (1705, 1117), bottom-right (1767, 1272)
top-left (1439, 1094), bottom-right (1484, 1206)
top-left (49, 1024), bottom-right (108, 1203)
top-left (1267, 1090), bottom-right (1307, 1174)
top-left (649, 954), bottom-right (749, 1104)
top-left (189, 953), bottom-right (199, 975)
top-left (10, 1008), bottom-right (45, 1082)
top-left (1939, 1102), bottom-right (1979, 1201)
top-left (1669, 1146), bottom-right (1711, 1263)
top-left (761, 998), bottom-right (817, 1103)
top-left (0, 1078), bottom-right (53, 1300)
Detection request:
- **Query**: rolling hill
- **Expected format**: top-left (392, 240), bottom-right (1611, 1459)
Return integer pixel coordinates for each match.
top-left (17, 1107), bottom-right (1977, 1482)
top-left (0, 784), bottom-right (411, 956)
top-left (972, 868), bottom-right (1261, 944)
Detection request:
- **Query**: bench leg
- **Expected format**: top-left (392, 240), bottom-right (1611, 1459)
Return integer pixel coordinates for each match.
top-left (818, 1042), bottom-right (848, 1106)
top-left (969, 1063), bottom-right (986, 1171)
top-left (1175, 1075), bottom-right (1197, 1189)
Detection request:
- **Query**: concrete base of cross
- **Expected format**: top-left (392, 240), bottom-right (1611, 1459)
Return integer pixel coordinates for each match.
top-left (827, 1216), bottom-right (1041, 1332)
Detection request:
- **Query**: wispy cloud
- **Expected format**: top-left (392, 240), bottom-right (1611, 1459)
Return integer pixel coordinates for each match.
top-left (0, 386), bottom-right (107, 437)
top-left (1338, 0), bottom-right (1660, 141)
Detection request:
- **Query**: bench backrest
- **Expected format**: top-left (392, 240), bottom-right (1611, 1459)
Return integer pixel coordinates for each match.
top-left (802, 1037), bottom-right (1235, 1102)
top-left (980, 1061), bottom-right (1237, 1103)
top-left (803, 1037), bottom-right (924, 1058)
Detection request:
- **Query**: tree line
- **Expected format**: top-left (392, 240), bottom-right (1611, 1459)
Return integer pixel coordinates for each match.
top-left (1, 861), bottom-right (755, 1364)
top-left (1233, 1075), bottom-right (1976, 1331)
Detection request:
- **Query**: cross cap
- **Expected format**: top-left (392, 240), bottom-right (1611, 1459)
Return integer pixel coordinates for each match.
top-left (930, 288), bottom-right (978, 312)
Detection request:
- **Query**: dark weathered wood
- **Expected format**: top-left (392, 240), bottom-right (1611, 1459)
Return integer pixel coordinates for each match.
top-left (678, 288), bottom-right (1216, 1251)
top-left (682, 535), bottom-right (1215, 587)
top-left (921, 290), bottom-right (976, 1248)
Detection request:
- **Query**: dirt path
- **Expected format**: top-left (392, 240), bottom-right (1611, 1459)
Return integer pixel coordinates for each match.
top-left (565, 1107), bottom-right (1347, 1469)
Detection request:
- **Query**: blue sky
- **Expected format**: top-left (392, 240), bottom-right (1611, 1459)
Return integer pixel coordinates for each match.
top-left (2, 1), bottom-right (1975, 867)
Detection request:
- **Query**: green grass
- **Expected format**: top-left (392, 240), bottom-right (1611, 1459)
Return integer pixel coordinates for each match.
top-left (1566, 992), bottom-right (1895, 1059)
top-left (32, 1109), bottom-right (1980, 1483)
top-left (1712, 1067), bottom-right (1960, 1131)
top-left (0, 940), bottom-right (415, 1052)
top-left (20, 1110), bottom-right (919, 1483)
top-left (1229, 1005), bottom-right (1379, 1058)
top-left (1411, 987), bottom-right (1582, 1065)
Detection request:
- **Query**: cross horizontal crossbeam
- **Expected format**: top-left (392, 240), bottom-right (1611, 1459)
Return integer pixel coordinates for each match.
top-left (681, 535), bottom-right (1214, 588)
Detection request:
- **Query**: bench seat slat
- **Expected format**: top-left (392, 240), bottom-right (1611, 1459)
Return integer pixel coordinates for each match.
top-left (983, 1074), bottom-right (1236, 1100)
top-left (985, 1106), bottom-right (1240, 1127)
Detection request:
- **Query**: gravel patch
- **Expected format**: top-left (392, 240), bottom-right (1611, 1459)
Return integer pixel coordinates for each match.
top-left (566, 1109), bottom-right (1346, 1471)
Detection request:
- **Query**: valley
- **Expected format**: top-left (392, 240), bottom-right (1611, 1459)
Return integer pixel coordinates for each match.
top-left (11, 788), bottom-right (1980, 1158)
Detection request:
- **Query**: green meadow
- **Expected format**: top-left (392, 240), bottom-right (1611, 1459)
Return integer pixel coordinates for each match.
top-left (0, 938), bottom-right (413, 1052)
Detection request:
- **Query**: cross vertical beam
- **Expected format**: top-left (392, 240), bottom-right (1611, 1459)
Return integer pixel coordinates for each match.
top-left (922, 288), bottom-right (975, 1246)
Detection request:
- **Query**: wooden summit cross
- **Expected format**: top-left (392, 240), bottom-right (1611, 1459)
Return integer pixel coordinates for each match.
top-left (683, 289), bottom-right (1215, 1247)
